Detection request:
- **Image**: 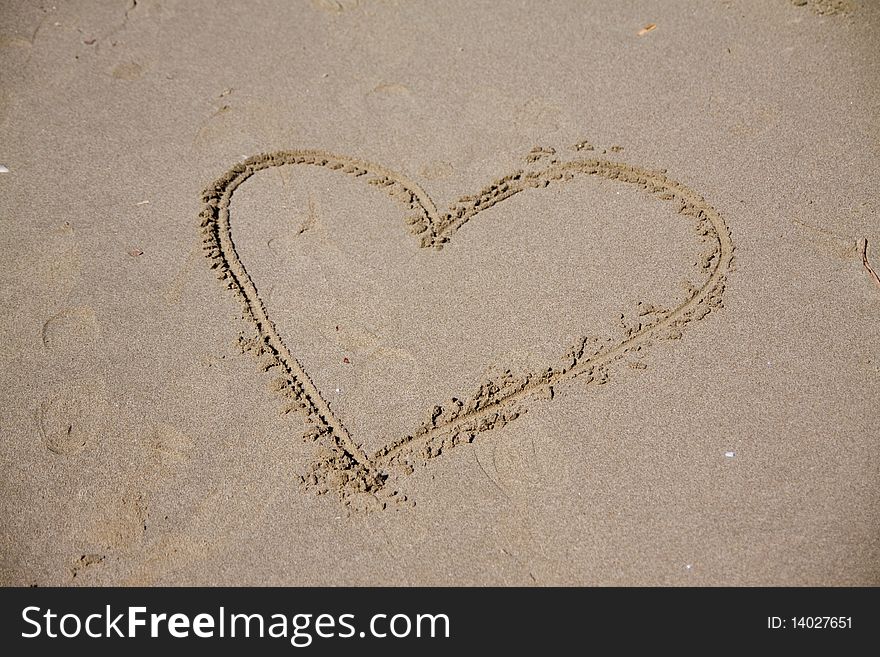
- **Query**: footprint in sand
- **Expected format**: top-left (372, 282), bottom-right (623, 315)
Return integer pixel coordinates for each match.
top-left (41, 306), bottom-right (99, 351)
top-left (149, 423), bottom-right (194, 466)
top-left (36, 382), bottom-right (109, 455)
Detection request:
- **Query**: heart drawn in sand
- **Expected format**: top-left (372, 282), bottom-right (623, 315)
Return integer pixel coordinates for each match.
top-left (199, 148), bottom-right (733, 509)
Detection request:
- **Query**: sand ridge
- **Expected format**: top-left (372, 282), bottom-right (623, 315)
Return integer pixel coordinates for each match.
top-left (200, 146), bottom-right (734, 509)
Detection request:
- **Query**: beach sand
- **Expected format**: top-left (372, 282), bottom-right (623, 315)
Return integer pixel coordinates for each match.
top-left (1, 0), bottom-right (878, 585)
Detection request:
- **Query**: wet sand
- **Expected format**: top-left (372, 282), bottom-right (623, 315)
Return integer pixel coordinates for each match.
top-left (0, 0), bottom-right (878, 585)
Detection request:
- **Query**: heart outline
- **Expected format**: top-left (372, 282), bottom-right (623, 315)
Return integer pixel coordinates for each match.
top-left (200, 149), bottom-right (734, 506)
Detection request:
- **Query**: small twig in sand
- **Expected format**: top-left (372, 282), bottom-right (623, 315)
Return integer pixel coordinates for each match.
top-left (860, 238), bottom-right (880, 291)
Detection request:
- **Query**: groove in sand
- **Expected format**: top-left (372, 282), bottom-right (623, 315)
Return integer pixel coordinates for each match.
top-left (200, 149), bottom-right (734, 507)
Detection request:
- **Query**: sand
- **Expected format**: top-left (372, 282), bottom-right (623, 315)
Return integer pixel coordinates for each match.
top-left (0, 0), bottom-right (878, 586)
